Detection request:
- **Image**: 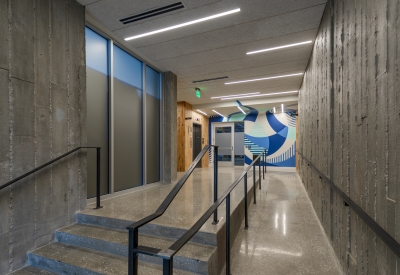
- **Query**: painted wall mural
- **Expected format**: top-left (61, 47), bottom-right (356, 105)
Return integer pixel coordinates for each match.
top-left (209, 105), bottom-right (297, 168)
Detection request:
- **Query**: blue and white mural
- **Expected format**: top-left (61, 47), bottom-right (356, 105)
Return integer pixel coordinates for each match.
top-left (209, 104), bottom-right (297, 168)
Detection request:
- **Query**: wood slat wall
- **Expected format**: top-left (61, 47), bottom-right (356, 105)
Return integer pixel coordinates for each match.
top-left (177, 102), bottom-right (209, 171)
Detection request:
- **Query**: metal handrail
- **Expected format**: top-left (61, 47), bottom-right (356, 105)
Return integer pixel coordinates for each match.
top-left (126, 145), bottom-right (213, 231)
top-left (169, 151), bottom-right (267, 252)
top-left (0, 146), bottom-right (102, 209)
top-left (127, 145), bottom-right (216, 274)
top-left (297, 150), bottom-right (400, 258)
top-left (127, 147), bottom-right (268, 275)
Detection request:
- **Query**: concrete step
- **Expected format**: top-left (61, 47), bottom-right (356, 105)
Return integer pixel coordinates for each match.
top-left (55, 223), bottom-right (218, 275)
top-left (76, 212), bottom-right (218, 247)
top-left (9, 266), bottom-right (57, 275)
top-left (28, 242), bottom-right (198, 275)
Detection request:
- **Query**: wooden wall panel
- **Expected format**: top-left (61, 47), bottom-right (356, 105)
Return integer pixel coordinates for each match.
top-left (177, 102), bottom-right (209, 171)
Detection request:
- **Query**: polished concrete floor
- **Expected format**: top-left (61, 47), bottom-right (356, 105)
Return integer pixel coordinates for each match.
top-left (225, 171), bottom-right (344, 275)
top-left (85, 167), bottom-right (253, 234)
top-left (84, 167), bottom-right (343, 274)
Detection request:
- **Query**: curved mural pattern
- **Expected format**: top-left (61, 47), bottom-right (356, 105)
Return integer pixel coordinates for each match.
top-left (209, 105), bottom-right (297, 168)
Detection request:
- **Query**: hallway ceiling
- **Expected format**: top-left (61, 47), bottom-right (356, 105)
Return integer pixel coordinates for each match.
top-left (79, 0), bottom-right (327, 114)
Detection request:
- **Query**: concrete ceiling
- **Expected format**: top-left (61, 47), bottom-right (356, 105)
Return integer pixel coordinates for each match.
top-left (79, 0), bottom-right (327, 115)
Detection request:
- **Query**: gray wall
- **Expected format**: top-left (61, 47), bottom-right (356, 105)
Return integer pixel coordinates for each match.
top-left (0, 0), bottom-right (86, 274)
top-left (298, 0), bottom-right (399, 273)
top-left (162, 71), bottom-right (177, 183)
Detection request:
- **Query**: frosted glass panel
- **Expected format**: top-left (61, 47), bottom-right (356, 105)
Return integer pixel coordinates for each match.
top-left (85, 27), bottom-right (109, 197)
top-left (215, 127), bottom-right (232, 161)
top-left (113, 45), bottom-right (143, 191)
top-left (234, 133), bottom-right (244, 155)
top-left (145, 66), bottom-right (161, 184)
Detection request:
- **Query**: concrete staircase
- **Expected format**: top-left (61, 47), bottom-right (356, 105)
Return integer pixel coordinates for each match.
top-left (10, 172), bottom-right (259, 275)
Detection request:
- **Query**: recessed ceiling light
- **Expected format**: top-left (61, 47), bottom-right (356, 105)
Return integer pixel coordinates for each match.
top-left (197, 109), bottom-right (208, 116)
top-left (247, 41), bottom-right (313, 55)
top-left (220, 91), bottom-right (298, 100)
top-left (211, 92), bottom-right (260, 99)
top-left (225, 73), bottom-right (303, 85)
top-left (125, 8), bottom-right (241, 41)
top-left (212, 110), bottom-right (225, 117)
top-left (238, 106), bottom-right (246, 114)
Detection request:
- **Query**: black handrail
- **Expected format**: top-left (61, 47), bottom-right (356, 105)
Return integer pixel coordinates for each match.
top-left (297, 150), bottom-right (400, 258)
top-left (0, 146), bottom-right (102, 209)
top-left (127, 148), bottom-right (267, 275)
top-left (127, 144), bottom-right (217, 274)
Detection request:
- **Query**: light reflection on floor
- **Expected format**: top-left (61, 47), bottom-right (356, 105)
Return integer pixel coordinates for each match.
top-left (225, 171), bottom-right (344, 275)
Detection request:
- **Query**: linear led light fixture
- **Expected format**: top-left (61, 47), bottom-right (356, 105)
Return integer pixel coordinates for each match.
top-left (211, 92), bottom-right (260, 99)
top-left (220, 91), bottom-right (298, 100)
top-left (212, 110), bottom-right (225, 117)
top-left (247, 41), bottom-right (313, 55)
top-left (125, 8), bottom-right (241, 41)
top-left (282, 104), bottom-right (285, 113)
top-left (238, 106), bottom-right (246, 114)
top-left (197, 109), bottom-right (208, 116)
top-left (273, 107), bottom-right (276, 113)
top-left (225, 73), bottom-right (303, 85)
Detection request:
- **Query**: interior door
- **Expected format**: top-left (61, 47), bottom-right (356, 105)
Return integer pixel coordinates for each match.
top-left (193, 124), bottom-right (202, 168)
top-left (213, 123), bottom-right (234, 166)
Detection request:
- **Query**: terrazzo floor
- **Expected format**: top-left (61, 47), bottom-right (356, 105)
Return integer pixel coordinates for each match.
top-left (84, 166), bottom-right (258, 234)
top-left (224, 170), bottom-right (344, 275)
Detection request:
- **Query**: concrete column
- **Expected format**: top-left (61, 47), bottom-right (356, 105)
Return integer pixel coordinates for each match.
top-left (162, 72), bottom-right (177, 182)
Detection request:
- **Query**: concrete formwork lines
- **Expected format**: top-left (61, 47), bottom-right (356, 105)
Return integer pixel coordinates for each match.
top-left (0, 1), bottom-right (86, 274)
top-left (298, 0), bottom-right (400, 273)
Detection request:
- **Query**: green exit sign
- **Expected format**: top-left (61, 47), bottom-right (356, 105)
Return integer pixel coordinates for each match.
top-left (196, 90), bottom-right (201, 98)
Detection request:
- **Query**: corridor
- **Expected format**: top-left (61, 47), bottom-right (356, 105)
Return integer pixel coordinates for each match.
top-left (227, 171), bottom-right (343, 274)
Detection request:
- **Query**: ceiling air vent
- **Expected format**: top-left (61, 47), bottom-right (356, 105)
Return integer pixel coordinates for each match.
top-left (120, 2), bottom-right (185, 25)
top-left (192, 76), bottom-right (229, 83)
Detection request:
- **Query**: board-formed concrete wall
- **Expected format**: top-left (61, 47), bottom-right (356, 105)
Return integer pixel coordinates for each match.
top-left (0, 1), bottom-right (86, 273)
top-left (298, 0), bottom-right (400, 273)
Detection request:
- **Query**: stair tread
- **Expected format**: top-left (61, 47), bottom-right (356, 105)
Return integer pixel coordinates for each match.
top-left (57, 223), bottom-right (215, 262)
top-left (9, 266), bottom-right (57, 275)
top-left (29, 242), bottom-right (197, 275)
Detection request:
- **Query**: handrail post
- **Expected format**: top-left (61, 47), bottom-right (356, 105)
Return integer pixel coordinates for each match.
top-left (264, 150), bottom-right (267, 175)
top-left (226, 194), bottom-right (231, 275)
top-left (244, 173), bottom-right (248, 229)
top-left (213, 146), bottom-right (219, 224)
top-left (95, 147), bottom-right (102, 209)
top-left (262, 150), bottom-right (265, 180)
top-left (258, 156), bottom-right (261, 190)
top-left (128, 228), bottom-right (138, 275)
top-left (163, 258), bottom-right (173, 275)
top-left (253, 165), bottom-right (256, 204)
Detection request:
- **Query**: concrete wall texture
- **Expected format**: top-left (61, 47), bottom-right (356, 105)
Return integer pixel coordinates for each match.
top-left (298, 0), bottom-right (400, 273)
top-left (0, 0), bottom-right (86, 274)
top-left (162, 71), bottom-right (178, 183)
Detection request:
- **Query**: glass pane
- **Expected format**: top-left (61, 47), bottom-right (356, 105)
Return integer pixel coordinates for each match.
top-left (146, 66), bottom-right (161, 184)
top-left (234, 122), bottom-right (244, 165)
top-left (113, 45), bottom-right (143, 192)
top-left (215, 126), bottom-right (232, 162)
top-left (85, 27), bottom-right (109, 197)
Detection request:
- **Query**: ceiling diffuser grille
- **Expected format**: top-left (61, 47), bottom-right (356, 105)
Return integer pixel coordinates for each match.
top-left (192, 76), bottom-right (229, 83)
top-left (120, 2), bottom-right (185, 24)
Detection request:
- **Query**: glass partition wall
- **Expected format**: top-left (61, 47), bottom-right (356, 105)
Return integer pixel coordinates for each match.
top-left (85, 27), bottom-right (162, 197)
